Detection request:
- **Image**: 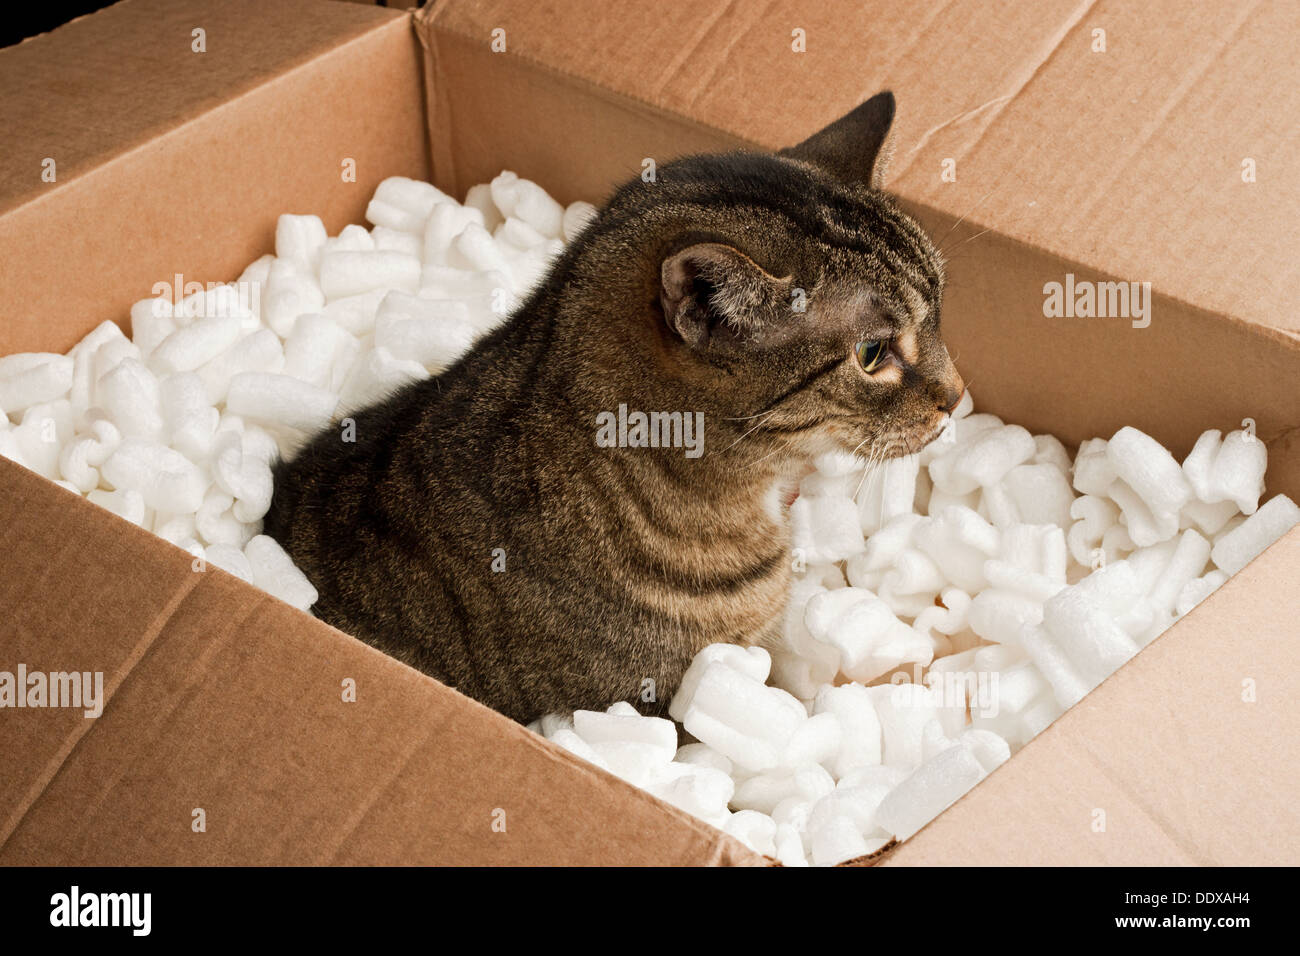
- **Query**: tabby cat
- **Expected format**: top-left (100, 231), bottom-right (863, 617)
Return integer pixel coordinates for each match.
top-left (265, 91), bottom-right (964, 724)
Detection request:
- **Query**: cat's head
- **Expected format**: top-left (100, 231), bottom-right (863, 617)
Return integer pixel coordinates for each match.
top-left (591, 91), bottom-right (963, 464)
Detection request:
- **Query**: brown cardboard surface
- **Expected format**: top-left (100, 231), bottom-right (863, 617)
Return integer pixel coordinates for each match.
top-left (881, 526), bottom-right (1300, 866)
top-left (0, 458), bottom-right (764, 866)
top-left (425, 0), bottom-right (1300, 335)
top-left (0, 0), bottom-right (1297, 867)
top-left (0, 0), bottom-right (429, 355)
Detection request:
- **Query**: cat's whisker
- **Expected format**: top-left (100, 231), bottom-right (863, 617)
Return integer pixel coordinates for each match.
top-left (722, 412), bottom-right (776, 453)
top-left (741, 444), bottom-right (785, 471)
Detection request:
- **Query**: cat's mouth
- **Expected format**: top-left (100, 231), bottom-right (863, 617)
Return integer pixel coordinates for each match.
top-left (854, 414), bottom-right (952, 461)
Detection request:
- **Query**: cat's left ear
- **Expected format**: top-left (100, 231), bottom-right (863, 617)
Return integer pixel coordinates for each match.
top-left (779, 90), bottom-right (896, 190)
top-left (660, 243), bottom-right (792, 349)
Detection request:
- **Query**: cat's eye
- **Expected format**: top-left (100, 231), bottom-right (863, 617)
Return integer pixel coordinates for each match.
top-left (855, 339), bottom-right (890, 373)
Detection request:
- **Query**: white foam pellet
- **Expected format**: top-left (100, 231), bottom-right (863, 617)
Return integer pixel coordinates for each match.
top-left (681, 663), bottom-right (804, 772)
top-left (371, 225), bottom-right (423, 258)
top-left (129, 297), bottom-right (177, 357)
top-left (463, 183), bottom-right (504, 231)
top-left (809, 810), bottom-right (872, 866)
top-left (0, 354), bottom-right (74, 415)
top-left (1175, 570), bottom-right (1228, 617)
top-left (197, 328), bottom-right (284, 404)
top-left (562, 200), bottom-right (598, 242)
top-left (160, 371), bottom-right (219, 461)
top-left (548, 729), bottom-right (610, 771)
top-left (100, 439), bottom-right (207, 514)
top-left (226, 372), bottom-right (337, 434)
top-left (245, 535), bottom-right (318, 611)
top-left (732, 766), bottom-right (834, 815)
top-left (1042, 584), bottom-right (1140, 689)
top-left (1072, 437), bottom-right (1115, 496)
top-left (322, 224), bottom-right (376, 257)
top-left (86, 487), bottom-right (147, 527)
top-left (875, 743), bottom-right (986, 841)
top-left (669, 644), bottom-right (771, 722)
top-left (722, 810), bottom-right (777, 857)
top-left (374, 292), bottom-right (476, 371)
top-left (275, 214), bottom-right (329, 275)
top-left (282, 314), bottom-right (355, 389)
top-left (914, 506), bottom-right (1000, 593)
top-left (366, 176), bottom-right (450, 235)
top-left (1210, 494), bottom-right (1300, 575)
top-left (204, 543), bottom-right (254, 584)
top-left (262, 259), bottom-right (325, 338)
top-left (813, 682), bottom-right (882, 776)
top-left (869, 683), bottom-right (941, 770)
top-left (319, 250), bottom-right (422, 301)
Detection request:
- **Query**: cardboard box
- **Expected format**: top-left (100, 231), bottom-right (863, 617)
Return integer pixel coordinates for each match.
top-left (1, 0), bottom-right (1296, 865)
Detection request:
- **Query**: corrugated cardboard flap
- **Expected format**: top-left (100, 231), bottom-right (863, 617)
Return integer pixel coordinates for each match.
top-left (883, 526), bottom-right (1300, 865)
top-left (422, 0), bottom-right (1299, 335)
top-left (0, 460), bottom-right (764, 866)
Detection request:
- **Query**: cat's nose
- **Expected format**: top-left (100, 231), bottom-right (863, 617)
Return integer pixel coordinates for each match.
top-left (937, 382), bottom-right (965, 413)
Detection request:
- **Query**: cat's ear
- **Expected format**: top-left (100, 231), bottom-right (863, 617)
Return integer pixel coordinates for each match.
top-left (660, 243), bottom-right (791, 348)
top-left (779, 90), bottom-right (896, 190)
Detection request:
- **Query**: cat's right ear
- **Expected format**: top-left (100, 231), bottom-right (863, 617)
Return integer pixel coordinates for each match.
top-left (778, 90), bottom-right (896, 189)
top-left (660, 243), bottom-right (790, 349)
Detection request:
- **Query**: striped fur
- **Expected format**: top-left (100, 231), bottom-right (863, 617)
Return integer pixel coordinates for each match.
top-left (264, 93), bottom-right (963, 723)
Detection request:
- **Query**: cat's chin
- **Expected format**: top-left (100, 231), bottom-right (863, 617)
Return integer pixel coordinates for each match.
top-left (827, 417), bottom-right (951, 462)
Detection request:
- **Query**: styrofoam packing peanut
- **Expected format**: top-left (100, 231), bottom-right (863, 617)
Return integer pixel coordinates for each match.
top-left (68, 320), bottom-right (130, 413)
top-left (365, 176), bottom-right (451, 235)
top-left (1108, 476), bottom-right (1179, 547)
top-left (929, 423), bottom-right (1034, 495)
top-left (724, 810), bottom-right (777, 857)
top-left (790, 494), bottom-right (864, 564)
top-left (1210, 494), bottom-right (1300, 575)
top-left (919, 411), bottom-right (1000, 467)
top-left (320, 250), bottom-right (421, 301)
top-left (681, 663), bottom-right (805, 772)
top-left (204, 543), bottom-right (254, 584)
top-left (10, 402), bottom-right (72, 479)
top-left (336, 346), bottom-right (428, 415)
top-left (128, 297), bottom-right (177, 357)
top-left (226, 372), bottom-right (337, 433)
top-left (322, 224), bottom-right (376, 257)
top-left (875, 742), bottom-right (987, 841)
top-left (100, 439), bottom-right (207, 514)
top-left (370, 225), bottom-right (423, 258)
top-left (1183, 429), bottom-right (1266, 515)
top-left (322, 289), bottom-right (388, 337)
top-left (1107, 426), bottom-right (1192, 533)
top-left (495, 216), bottom-right (547, 253)
top-left (857, 454), bottom-right (920, 534)
top-left (913, 587), bottom-right (972, 643)
top-left (914, 506), bottom-right (1000, 593)
top-left (262, 259), bottom-right (325, 338)
top-left (282, 314), bottom-right (356, 389)
top-left (423, 202), bottom-right (487, 266)
top-left (805, 588), bottom-right (930, 682)
top-left (86, 487), bottom-right (147, 528)
top-left (649, 764), bottom-right (734, 830)
top-left (373, 291), bottom-right (477, 371)
top-left (990, 462), bottom-right (1074, 530)
top-left (244, 534), bottom-right (318, 611)
top-left (160, 372), bottom-right (220, 461)
top-left (561, 200), bottom-right (598, 242)
top-left (1175, 570), bottom-right (1228, 617)
top-left (1042, 584), bottom-right (1139, 689)
top-left (668, 644), bottom-right (771, 722)
top-left (0, 353), bottom-right (74, 416)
